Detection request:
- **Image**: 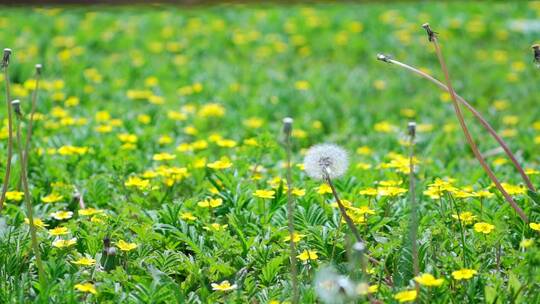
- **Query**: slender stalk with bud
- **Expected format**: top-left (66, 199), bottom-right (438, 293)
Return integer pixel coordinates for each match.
top-left (12, 99), bottom-right (46, 292)
top-left (283, 117), bottom-right (299, 304)
top-left (0, 48), bottom-right (13, 211)
top-left (18, 63), bottom-right (42, 190)
top-left (407, 122), bottom-right (419, 279)
top-left (420, 23), bottom-right (528, 222)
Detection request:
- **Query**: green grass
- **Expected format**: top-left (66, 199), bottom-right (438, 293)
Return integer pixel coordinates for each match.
top-left (1, 2), bottom-right (540, 303)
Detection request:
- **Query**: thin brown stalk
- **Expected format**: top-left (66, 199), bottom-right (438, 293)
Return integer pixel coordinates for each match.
top-left (323, 179), bottom-right (382, 266)
top-left (17, 64), bottom-right (42, 190)
top-left (0, 48), bottom-right (14, 211)
top-left (377, 54), bottom-right (535, 193)
top-left (324, 174), bottom-right (365, 244)
top-left (407, 122), bottom-right (419, 279)
top-left (283, 117), bottom-right (299, 304)
top-left (424, 24), bottom-right (528, 222)
top-left (13, 100), bottom-right (47, 292)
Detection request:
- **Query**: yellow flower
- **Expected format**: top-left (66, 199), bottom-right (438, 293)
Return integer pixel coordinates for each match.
top-left (394, 290), bottom-right (417, 302)
top-left (294, 80), bottom-right (310, 90)
top-left (356, 146), bottom-right (372, 155)
top-left (25, 218), bottom-right (48, 229)
top-left (137, 114), bottom-right (151, 124)
top-left (52, 238), bottom-right (77, 248)
top-left (216, 139), bottom-right (237, 148)
top-left (520, 239), bottom-right (534, 249)
top-left (317, 184), bottom-right (332, 195)
top-left (499, 183), bottom-right (526, 195)
top-left (90, 215), bottom-right (105, 224)
top-left (211, 280), bottom-right (237, 291)
top-left (356, 283), bottom-right (378, 295)
top-left (158, 135), bottom-right (173, 145)
top-left (284, 232), bottom-right (305, 243)
top-left (414, 273), bottom-right (444, 287)
top-left (72, 257), bottom-right (96, 266)
top-left (117, 240), bottom-right (138, 252)
top-left (297, 250), bottom-right (318, 262)
top-left (475, 190), bottom-right (494, 198)
top-left (473, 222), bottom-right (495, 234)
top-left (57, 145), bottom-right (88, 156)
top-left (207, 158), bottom-right (232, 170)
top-left (452, 268), bottom-right (477, 280)
top-left (359, 188), bottom-right (378, 196)
top-left (291, 188), bottom-right (306, 197)
top-left (78, 208), bottom-right (104, 216)
top-left (204, 223), bottom-right (228, 231)
top-left (356, 162), bottom-right (372, 170)
top-left (51, 210), bottom-right (73, 220)
top-left (124, 176), bottom-right (150, 190)
top-left (117, 133), bottom-right (138, 143)
top-left (354, 206), bottom-right (375, 216)
top-left (253, 189), bottom-right (275, 199)
top-left (42, 193), bottom-right (64, 203)
top-left (525, 168), bottom-right (540, 175)
top-left (197, 198), bottom-right (223, 208)
top-left (377, 186), bottom-right (407, 197)
top-left (153, 152), bottom-right (176, 161)
top-left (74, 282), bottom-right (97, 294)
top-left (198, 103), bottom-right (225, 118)
top-left (6, 191), bottom-right (24, 201)
top-left (49, 226), bottom-right (69, 236)
top-left (374, 121), bottom-right (396, 133)
top-left (180, 212), bottom-right (197, 221)
top-left (451, 212), bottom-right (476, 224)
top-left (243, 117), bottom-right (264, 129)
top-left (529, 222), bottom-right (540, 231)
top-left (167, 111), bottom-right (187, 121)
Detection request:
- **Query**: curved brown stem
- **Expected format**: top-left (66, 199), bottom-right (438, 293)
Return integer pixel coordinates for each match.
top-left (325, 175), bottom-right (365, 243)
top-left (429, 34), bottom-right (528, 222)
top-left (378, 55), bottom-right (535, 193)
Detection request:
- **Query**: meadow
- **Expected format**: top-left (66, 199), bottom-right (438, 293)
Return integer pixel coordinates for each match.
top-left (1, 2), bottom-right (540, 303)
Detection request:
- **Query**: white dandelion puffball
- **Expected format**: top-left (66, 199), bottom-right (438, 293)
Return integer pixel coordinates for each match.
top-left (314, 266), bottom-right (355, 304)
top-left (304, 144), bottom-right (349, 180)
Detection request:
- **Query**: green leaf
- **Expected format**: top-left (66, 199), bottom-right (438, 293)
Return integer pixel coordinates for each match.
top-left (528, 189), bottom-right (540, 206)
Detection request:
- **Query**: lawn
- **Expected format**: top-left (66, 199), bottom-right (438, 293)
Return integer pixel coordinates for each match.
top-left (1, 2), bottom-right (540, 303)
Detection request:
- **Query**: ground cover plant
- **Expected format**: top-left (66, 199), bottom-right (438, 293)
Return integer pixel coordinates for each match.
top-left (1, 1), bottom-right (540, 303)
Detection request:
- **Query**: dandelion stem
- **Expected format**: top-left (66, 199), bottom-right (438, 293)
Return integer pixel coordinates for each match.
top-left (324, 173), bottom-right (365, 245)
top-left (0, 48), bottom-right (14, 211)
top-left (376, 54), bottom-right (536, 194)
top-left (283, 117), bottom-right (299, 304)
top-left (18, 64), bottom-right (42, 191)
top-left (423, 25), bottom-right (528, 222)
top-left (407, 122), bottom-right (420, 278)
top-left (13, 101), bottom-right (47, 292)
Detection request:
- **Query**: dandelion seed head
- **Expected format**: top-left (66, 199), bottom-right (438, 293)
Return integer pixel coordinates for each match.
top-left (304, 143), bottom-right (349, 180)
top-left (314, 266), bottom-right (355, 304)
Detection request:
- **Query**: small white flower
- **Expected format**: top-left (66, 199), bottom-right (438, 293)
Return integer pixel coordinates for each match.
top-left (304, 144), bottom-right (349, 180)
